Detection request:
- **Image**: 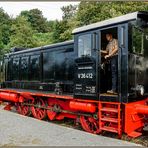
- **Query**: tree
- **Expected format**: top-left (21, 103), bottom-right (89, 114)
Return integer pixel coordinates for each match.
top-left (47, 20), bottom-right (55, 32)
top-left (0, 7), bottom-right (12, 46)
top-left (0, 31), bottom-right (4, 57)
top-left (52, 4), bottom-right (79, 43)
top-left (33, 32), bottom-right (53, 46)
top-left (61, 4), bottom-right (77, 21)
top-left (8, 16), bottom-right (37, 48)
top-left (76, 2), bottom-right (148, 26)
top-left (0, 7), bottom-right (10, 25)
top-left (52, 20), bottom-right (67, 43)
top-left (20, 9), bottom-right (49, 33)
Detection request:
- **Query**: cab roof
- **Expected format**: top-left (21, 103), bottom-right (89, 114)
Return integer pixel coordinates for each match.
top-left (72, 11), bottom-right (148, 34)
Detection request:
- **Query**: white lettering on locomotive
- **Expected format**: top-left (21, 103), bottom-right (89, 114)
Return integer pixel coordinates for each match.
top-left (78, 73), bottom-right (93, 79)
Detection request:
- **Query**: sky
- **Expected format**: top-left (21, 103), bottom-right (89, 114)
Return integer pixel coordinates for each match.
top-left (0, 2), bottom-right (79, 20)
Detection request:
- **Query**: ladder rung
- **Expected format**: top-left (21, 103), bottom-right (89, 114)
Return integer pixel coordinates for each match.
top-left (101, 117), bottom-right (119, 123)
top-left (100, 102), bottom-right (120, 105)
top-left (100, 107), bottom-right (118, 113)
top-left (100, 126), bottom-right (118, 133)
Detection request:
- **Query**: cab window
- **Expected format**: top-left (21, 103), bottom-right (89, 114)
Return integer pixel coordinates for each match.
top-left (132, 26), bottom-right (144, 55)
top-left (78, 34), bottom-right (92, 57)
top-left (143, 28), bottom-right (148, 56)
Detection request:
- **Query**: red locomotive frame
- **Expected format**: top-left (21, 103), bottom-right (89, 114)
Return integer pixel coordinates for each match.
top-left (0, 88), bottom-right (147, 138)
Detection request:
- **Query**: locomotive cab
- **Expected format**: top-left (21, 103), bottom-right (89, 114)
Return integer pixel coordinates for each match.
top-left (73, 11), bottom-right (148, 103)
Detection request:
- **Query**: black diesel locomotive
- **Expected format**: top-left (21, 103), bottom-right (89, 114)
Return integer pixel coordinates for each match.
top-left (1, 11), bottom-right (148, 101)
top-left (0, 11), bottom-right (148, 138)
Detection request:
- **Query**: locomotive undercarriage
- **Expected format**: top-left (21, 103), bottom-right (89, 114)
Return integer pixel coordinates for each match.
top-left (0, 88), bottom-right (148, 138)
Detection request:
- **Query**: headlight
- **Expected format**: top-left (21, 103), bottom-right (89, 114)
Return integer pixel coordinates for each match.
top-left (139, 86), bottom-right (144, 96)
top-left (136, 85), bottom-right (145, 96)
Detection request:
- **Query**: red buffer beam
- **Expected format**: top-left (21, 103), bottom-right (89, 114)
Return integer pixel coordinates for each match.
top-left (124, 99), bottom-right (148, 138)
top-left (135, 104), bottom-right (148, 115)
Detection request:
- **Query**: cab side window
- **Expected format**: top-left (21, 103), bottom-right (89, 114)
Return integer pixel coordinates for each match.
top-left (132, 26), bottom-right (144, 55)
top-left (78, 34), bottom-right (92, 57)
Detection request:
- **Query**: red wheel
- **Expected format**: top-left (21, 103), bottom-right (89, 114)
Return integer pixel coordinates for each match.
top-left (47, 104), bottom-right (57, 121)
top-left (16, 100), bottom-right (31, 116)
top-left (80, 116), bottom-right (100, 134)
top-left (47, 104), bottom-right (62, 120)
top-left (31, 98), bottom-right (46, 120)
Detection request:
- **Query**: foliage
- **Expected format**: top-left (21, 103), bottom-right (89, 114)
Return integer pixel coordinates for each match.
top-left (0, 7), bottom-right (12, 46)
top-left (52, 20), bottom-right (68, 43)
top-left (61, 4), bottom-right (77, 20)
top-left (54, 4), bottom-right (78, 42)
top-left (33, 32), bottom-right (53, 46)
top-left (76, 2), bottom-right (148, 26)
top-left (20, 9), bottom-right (49, 33)
top-left (47, 20), bottom-right (56, 32)
top-left (0, 7), bottom-right (12, 59)
top-left (8, 16), bottom-right (37, 48)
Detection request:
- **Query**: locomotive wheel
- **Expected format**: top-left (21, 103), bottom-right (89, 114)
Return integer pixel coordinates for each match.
top-left (80, 116), bottom-right (100, 134)
top-left (47, 104), bottom-right (61, 121)
top-left (31, 98), bottom-right (46, 120)
top-left (16, 101), bottom-right (31, 116)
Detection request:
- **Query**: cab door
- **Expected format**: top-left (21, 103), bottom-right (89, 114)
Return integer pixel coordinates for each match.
top-left (118, 24), bottom-right (128, 102)
top-left (74, 31), bottom-right (99, 100)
